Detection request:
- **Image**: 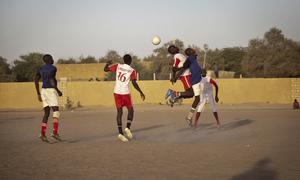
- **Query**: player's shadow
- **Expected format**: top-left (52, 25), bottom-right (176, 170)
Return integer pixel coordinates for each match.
top-left (0, 117), bottom-right (34, 123)
top-left (217, 119), bottom-right (254, 131)
top-left (177, 123), bottom-right (214, 132)
top-left (65, 124), bottom-right (167, 143)
top-left (230, 158), bottom-right (278, 180)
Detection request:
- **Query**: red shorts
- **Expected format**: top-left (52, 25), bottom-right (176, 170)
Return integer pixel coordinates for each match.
top-left (114, 93), bottom-right (133, 109)
top-left (180, 75), bottom-right (192, 90)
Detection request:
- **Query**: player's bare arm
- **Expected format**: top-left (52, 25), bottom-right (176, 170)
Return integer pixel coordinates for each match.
top-left (104, 60), bottom-right (112, 72)
top-left (34, 72), bottom-right (42, 102)
top-left (212, 80), bottom-right (219, 103)
top-left (171, 60), bottom-right (191, 83)
top-left (50, 78), bottom-right (63, 97)
top-left (132, 80), bottom-right (145, 101)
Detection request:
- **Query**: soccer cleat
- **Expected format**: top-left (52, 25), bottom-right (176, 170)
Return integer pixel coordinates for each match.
top-left (51, 133), bottom-right (62, 141)
top-left (124, 128), bottom-right (133, 140)
top-left (185, 117), bottom-right (193, 127)
top-left (39, 134), bottom-right (49, 143)
top-left (118, 134), bottom-right (129, 142)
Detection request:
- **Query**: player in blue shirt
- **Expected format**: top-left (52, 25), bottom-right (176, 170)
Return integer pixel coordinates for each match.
top-left (35, 54), bottom-right (63, 142)
top-left (171, 48), bottom-right (202, 126)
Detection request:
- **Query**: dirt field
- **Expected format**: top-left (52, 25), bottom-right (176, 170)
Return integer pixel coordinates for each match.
top-left (0, 104), bottom-right (299, 180)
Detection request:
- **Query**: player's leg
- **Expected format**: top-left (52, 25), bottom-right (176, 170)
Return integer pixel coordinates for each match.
top-left (185, 83), bottom-right (201, 126)
top-left (50, 106), bottom-right (62, 141)
top-left (194, 95), bottom-right (206, 128)
top-left (208, 94), bottom-right (220, 128)
top-left (124, 94), bottom-right (134, 139)
top-left (114, 94), bottom-right (128, 142)
top-left (40, 106), bottom-right (50, 142)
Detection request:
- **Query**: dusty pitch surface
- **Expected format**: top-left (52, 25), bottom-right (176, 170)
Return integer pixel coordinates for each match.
top-left (0, 104), bottom-right (300, 180)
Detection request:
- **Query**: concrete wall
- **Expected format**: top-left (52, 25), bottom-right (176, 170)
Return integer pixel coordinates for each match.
top-left (0, 78), bottom-right (297, 109)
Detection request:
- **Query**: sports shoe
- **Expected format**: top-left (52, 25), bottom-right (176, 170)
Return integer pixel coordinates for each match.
top-left (165, 89), bottom-right (175, 99)
top-left (39, 134), bottom-right (49, 143)
top-left (51, 133), bottom-right (62, 141)
top-left (124, 128), bottom-right (133, 140)
top-left (118, 134), bottom-right (129, 142)
top-left (185, 117), bottom-right (193, 127)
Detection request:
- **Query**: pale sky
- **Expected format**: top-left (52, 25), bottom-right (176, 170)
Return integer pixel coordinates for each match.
top-left (1, 0), bottom-right (300, 62)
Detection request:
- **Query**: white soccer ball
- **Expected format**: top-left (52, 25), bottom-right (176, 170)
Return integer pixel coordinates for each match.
top-left (152, 36), bottom-right (161, 45)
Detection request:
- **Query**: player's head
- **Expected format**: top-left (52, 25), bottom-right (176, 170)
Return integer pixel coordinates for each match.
top-left (168, 45), bottom-right (179, 55)
top-left (185, 48), bottom-right (196, 56)
top-left (43, 54), bottom-right (54, 64)
top-left (202, 69), bottom-right (207, 77)
top-left (123, 54), bottom-right (132, 65)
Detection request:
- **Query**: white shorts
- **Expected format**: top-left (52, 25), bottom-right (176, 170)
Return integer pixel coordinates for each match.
top-left (192, 82), bottom-right (201, 96)
top-left (197, 93), bottom-right (217, 112)
top-left (41, 88), bottom-right (59, 108)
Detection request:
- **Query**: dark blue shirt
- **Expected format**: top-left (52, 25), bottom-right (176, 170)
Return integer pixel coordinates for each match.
top-left (185, 55), bottom-right (202, 85)
top-left (38, 64), bottom-right (57, 88)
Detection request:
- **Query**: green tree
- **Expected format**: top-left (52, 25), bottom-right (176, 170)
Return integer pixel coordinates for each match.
top-left (79, 56), bottom-right (97, 64)
top-left (242, 27), bottom-right (300, 77)
top-left (57, 58), bottom-right (77, 64)
top-left (0, 56), bottom-right (14, 82)
top-left (12, 53), bottom-right (44, 82)
top-left (99, 50), bottom-right (122, 63)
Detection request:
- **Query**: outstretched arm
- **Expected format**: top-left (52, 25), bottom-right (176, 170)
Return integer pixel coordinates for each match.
top-left (34, 72), bottom-right (42, 102)
top-left (132, 80), bottom-right (145, 101)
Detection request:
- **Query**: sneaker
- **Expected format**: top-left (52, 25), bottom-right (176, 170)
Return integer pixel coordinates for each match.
top-left (39, 134), bottom-right (49, 143)
top-left (185, 117), bottom-right (193, 127)
top-left (51, 133), bottom-right (62, 141)
top-left (165, 89), bottom-right (175, 99)
top-left (124, 128), bottom-right (133, 140)
top-left (118, 134), bottom-right (129, 142)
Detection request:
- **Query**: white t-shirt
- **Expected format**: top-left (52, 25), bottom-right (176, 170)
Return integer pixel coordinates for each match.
top-left (173, 53), bottom-right (191, 77)
top-left (108, 63), bottom-right (137, 95)
top-left (200, 77), bottom-right (216, 94)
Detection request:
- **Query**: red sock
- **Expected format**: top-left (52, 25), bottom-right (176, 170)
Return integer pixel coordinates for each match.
top-left (41, 123), bottom-right (47, 136)
top-left (53, 118), bottom-right (59, 135)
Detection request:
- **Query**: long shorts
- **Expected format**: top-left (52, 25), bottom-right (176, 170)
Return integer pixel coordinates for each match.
top-left (114, 93), bottom-right (133, 109)
top-left (180, 75), bottom-right (192, 90)
top-left (41, 88), bottom-right (59, 108)
top-left (192, 82), bottom-right (201, 96)
top-left (197, 93), bottom-right (217, 112)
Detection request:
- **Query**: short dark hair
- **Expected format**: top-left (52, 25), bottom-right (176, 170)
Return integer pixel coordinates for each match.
top-left (168, 45), bottom-right (179, 54)
top-left (43, 54), bottom-right (53, 64)
top-left (184, 48), bottom-right (196, 56)
top-left (123, 54), bottom-right (132, 65)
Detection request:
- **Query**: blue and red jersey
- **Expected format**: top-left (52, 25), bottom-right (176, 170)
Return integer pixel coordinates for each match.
top-left (38, 64), bottom-right (57, 88)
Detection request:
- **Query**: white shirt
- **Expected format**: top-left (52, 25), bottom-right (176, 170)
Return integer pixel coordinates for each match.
top-left (173, 53), bottom-right (191, 77)
top-left (200, 76), bottom-right (215, 94)
top-left (109, 64), bottom-right (137, 95)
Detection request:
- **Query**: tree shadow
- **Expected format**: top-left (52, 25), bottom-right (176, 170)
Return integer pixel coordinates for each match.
top-left (230, 158), bottom-right (278, 180)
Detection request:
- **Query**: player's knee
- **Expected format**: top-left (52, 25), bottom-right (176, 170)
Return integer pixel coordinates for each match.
top-left (53, 111), bottom-right (60, 118)
top-left (52, 106), bottom-right (59, 112)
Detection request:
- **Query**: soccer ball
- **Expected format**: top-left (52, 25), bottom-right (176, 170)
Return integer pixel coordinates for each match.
top-left (152, 36), bottom-right (161, 45)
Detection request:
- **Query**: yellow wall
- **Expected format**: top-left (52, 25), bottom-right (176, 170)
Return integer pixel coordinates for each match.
top-left (56, 63), bottom-right (106, 80)
top-left (0, 78), bottom-right (297, 109)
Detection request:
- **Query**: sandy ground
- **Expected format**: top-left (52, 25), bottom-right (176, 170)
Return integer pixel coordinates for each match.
top-left (0, 104), bottom-right (300, 180)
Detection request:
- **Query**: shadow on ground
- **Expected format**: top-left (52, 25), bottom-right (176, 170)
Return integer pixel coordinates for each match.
top-left (230, 158), bottom-right (278, 180)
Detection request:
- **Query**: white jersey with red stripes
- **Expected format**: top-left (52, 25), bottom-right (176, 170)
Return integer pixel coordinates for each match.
top-left (173, 53), bottom-right (191, 77)
top-left (200, 76), bottom-right (216, 94)
top-left (108, 63), bottom-right (137, 95)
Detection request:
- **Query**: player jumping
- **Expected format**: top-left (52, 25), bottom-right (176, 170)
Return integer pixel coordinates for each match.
top-left (171, 48), bottom-right (202, 126)
top-left (35, 54), bottom-right (63, 142)
top-left (166, 45), bottom-right (193, 106)
top-left (194, 69), bottom-right (220, 128)
top-left (104, 54), bottom-right (145, 142)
